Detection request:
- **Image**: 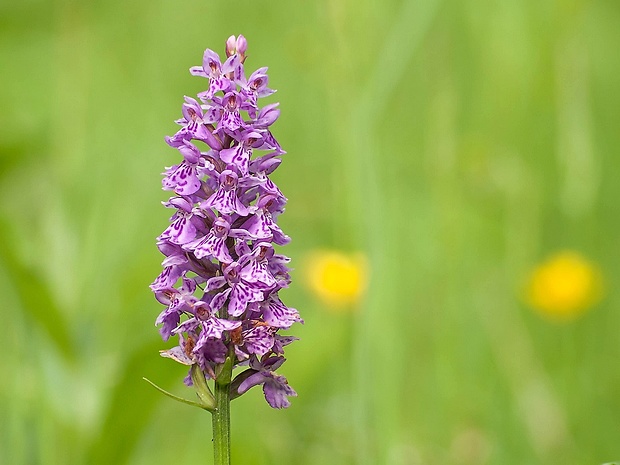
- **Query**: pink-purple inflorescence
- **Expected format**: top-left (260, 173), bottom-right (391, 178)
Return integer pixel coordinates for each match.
top-left (151, 35), bottom-right (301, 409)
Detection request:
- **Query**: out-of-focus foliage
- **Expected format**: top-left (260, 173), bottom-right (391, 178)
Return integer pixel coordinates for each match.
top-left (1, 0), bottom-right (619, 464)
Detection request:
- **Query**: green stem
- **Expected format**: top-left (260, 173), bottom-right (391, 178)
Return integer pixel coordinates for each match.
top-left (212, 356), bottom-right (233, 465)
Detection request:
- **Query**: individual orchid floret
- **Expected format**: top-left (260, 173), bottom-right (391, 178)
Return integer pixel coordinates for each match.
top-left (190, 49), bottom-right (236, 101)
top-left (253, 103), bottom-right (280, 128)
top-left (162, 142), bottom-right (214, 195)
top-left (238, 241), bottom-right (278, 288)
top-left (261, 294), bottom-right (302, 329)
top-left (175, 96), bottom-right (214, 141)
top-left (154, 277), bottom-right (199, 340)
top-left (158, 196), bottom-right (203, 245)
top-left (203, 169), bottom-right (249, 216)
top-left (205, 261), bottom-right (269, 317)
top-left (241, 194), bottom-right (290, 245)
top-left (220, 130), bottom-right (263, 176)
top-left (217, 92), bottom-right (245, 134)
top-left (240, 67), bottom-right (275, 117)
top-left (150, 257), bottom-right (185, 293)
top-left (232, 322), bottom-right (275, 360)
top-left (186, 216), bottom-right (234, 263)
top-left (234, 356), bottom-right (297, 409)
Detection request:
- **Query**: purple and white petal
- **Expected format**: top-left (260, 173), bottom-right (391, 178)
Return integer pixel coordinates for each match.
top-left (155, 306), bottom-right (181, 340)
top-left (163, 162), bottom-right (201, 195)
top-left (159, 346), bottom-right (194, 365)
top-left (202, 317), bottom-right (242, 340)
top-left (237, 371), bottom-right (268, 395)
top-left (205, 276), bottom-right (227, 291)
top-left (228, 281), bottom-right (264, 317)
top-left (150, 266), bottom-right (183, 292)
top-left (242, 325), bottom-right (275, 357)
top-left (160, 213), bottom-right (196, 245)
top-left (263, 374), bottom-right (297, 409)
top-left (240, 210), bottom-right (272, 240)
top-left (220, 144), bottom-right (252, 176)
top-left (262, 295), bottom-right (302, 328)
top-left (210, 288), bottom-right (232, 312)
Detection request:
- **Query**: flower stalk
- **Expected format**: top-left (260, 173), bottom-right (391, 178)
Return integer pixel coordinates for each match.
top-left (212, 354), bottom-right (233, 465)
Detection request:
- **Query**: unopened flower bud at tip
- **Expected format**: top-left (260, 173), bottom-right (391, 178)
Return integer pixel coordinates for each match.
top-left (225, 34), bottom-right (248, 62)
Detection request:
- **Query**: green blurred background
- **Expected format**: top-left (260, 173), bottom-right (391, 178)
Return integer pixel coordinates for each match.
top-left (1, 0), bottom-right (619, 463)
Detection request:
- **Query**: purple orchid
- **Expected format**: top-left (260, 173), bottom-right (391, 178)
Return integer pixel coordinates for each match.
top-left (240, 67), bottom-right (275, 118)
top-left (174, 97), bottom-right (214, 141)
top-left (217, 92), bottom-right (245, 134)
top-left (151, 35), bottom-right (300, 417)
top-left (158, 197), bottom-right (204, 245)
top-left (191, 49), bottom-right (239, 101)
top-left (203, 169), bottom-right (250, 216)
top-left (162, 142), bottom-right (214, 195)
top-left (236, 356), bottom-right (298, 409)
top-left (186, 216), bottom-right (234, 263)
top-left (235, 324), bottom-right (275, 358)
top-left (154, 277), bottom-right (199, 340)
top-left (220, 130), bottom-right (263, 176)
top-left (261, 294), bottom-right (302, 329)
top-left (240, 194), bottom-right (290, 246)
top-left (205, 260), bottom-right (269, 318)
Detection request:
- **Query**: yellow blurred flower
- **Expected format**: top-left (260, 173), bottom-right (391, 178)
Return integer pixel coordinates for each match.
top-left (304, 250), bottom-right (369, 308)
top-left (526, 251), bottom-right (603, 320)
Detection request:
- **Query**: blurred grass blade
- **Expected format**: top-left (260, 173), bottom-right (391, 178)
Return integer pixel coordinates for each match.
top-left (0, 216), bottom-right (75, 361)
top-left (86, 340), bottom-right (176, 465)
